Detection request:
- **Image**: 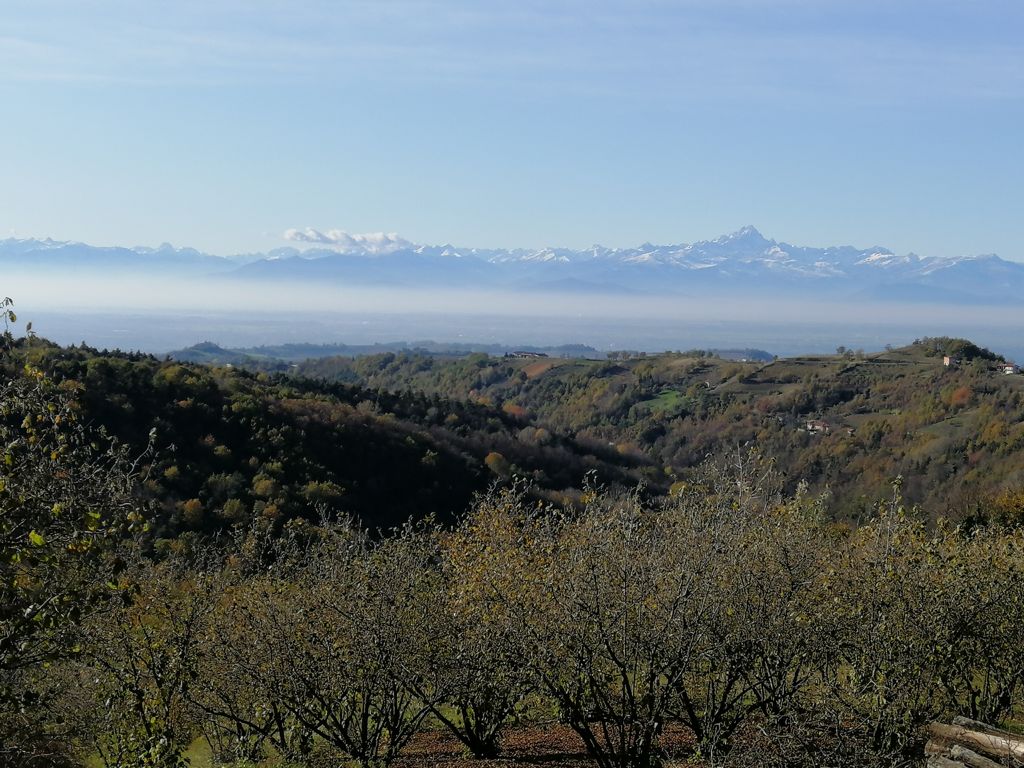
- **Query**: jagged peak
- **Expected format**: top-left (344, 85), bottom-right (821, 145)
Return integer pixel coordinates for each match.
top-left (714, 225), bottom-right (769, 245)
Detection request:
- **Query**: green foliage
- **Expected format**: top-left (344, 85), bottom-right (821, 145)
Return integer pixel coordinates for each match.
top-left (0, 361), bottom-right (147, 765)
top-left (4, 341), bottom-right (645, 540)
top-left (61, 553), bottom-right (220, 768)
top-left (291, 343), bottom-right (1024, 525)
top-left (912, 336), bottom-right (1003, 363)
top-left (12, 458), bottom-right (1024, 768)
top-left (194, 522), bottom-right (437, 767)
top-left (5, 317), bottom-right (1024, 768)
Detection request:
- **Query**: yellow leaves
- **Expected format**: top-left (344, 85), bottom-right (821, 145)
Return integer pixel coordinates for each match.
top-left (180, 498), bottom-right (205, 526)
top-left (84, 509), bottom-right (102, 532)
top-left (66, 538), bottom-right (91, 554)
top-left (22, 364), bottom-right (45, 381)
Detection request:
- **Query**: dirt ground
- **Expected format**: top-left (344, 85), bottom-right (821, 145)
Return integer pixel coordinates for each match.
top-left (395, 723), bottom-right (700, 767)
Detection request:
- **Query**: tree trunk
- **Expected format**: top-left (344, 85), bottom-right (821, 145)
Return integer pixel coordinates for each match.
top-left (927, 723), bottom-right (1024, 766)
top-left (949, 744), bottom-right (1005, 768)
top-left (953, 716), bottom-right (1023, 742)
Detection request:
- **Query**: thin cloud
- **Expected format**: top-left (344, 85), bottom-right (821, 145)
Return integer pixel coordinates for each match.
top-left (283, 228), bottom-right (414, 255)
top-left (2, 1), bottom-right (1020, 104)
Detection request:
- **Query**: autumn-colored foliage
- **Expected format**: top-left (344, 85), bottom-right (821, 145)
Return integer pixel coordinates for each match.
top-left (4, 320), bottom-right (1024, 768)
top-left (9, 456), bottom-right (1024, 768)
top-left (948, 385), bottom-right (973, 408)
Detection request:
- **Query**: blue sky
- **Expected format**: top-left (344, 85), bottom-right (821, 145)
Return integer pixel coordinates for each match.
top-left (1, 0), bottom-right (1021, 258)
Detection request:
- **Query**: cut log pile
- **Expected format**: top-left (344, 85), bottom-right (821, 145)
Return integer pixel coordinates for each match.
top-left (926, 717), bottom-right (1024, 767)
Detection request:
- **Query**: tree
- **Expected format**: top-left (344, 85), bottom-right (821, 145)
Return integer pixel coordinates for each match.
top-left (455, 482), bottom-right (726, 768)
top-left (0, 359), bottom-right (148, 766)
top-left (189, 535), bottom-right (314, 764)
top-left (218, 519), bottom-right (435, 768)
top-left (72, 554), bottom-right (214, 768)
top-left (661, 456), bottom-right (830, 760)
top-left (814, 487), bottom-right (957, 760)
top-left (929, 526), bottom-right (1024, 724)
top-left (413, 499), bottom-right (539, 758)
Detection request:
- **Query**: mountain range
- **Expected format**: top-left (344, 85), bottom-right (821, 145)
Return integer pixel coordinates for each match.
top-left (3, 227), bottom-right (1021, 304)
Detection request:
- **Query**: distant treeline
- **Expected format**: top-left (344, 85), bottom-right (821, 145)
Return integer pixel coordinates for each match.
top-left (169, 340), bottom-right (605, 366)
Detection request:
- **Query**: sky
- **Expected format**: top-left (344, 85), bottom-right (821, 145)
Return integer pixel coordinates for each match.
top-left (1, 0), bottom-right (1022, 259)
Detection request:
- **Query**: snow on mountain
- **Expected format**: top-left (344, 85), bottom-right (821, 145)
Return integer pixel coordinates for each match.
top-left (1, 229), bottom-right (1021, 304)
top-left (235, 225), bottom-right (1023, 302)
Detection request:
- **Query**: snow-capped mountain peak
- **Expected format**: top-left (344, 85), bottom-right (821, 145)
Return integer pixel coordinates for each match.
top-left (2, 229), bottom-right (1020, 305)
top-left (716, 225), bottom-right (770, 245)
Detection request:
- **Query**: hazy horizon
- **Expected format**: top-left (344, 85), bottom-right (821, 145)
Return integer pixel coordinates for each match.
top-left (2, 1), bottom-right (1022, 260)
top-left (8, 276), bottom-right (1024, 362)
top-left (2, 1), bottom-right (1021, 356)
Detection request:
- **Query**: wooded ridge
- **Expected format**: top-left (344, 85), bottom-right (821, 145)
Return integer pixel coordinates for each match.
top-left (3, 321), bottom-right (1024, 768)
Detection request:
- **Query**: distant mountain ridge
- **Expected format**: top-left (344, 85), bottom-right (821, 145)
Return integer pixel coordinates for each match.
top-left (3, 227), bottom-right (1022, 304)
top-left (0, 236), bottom-right (237, 273)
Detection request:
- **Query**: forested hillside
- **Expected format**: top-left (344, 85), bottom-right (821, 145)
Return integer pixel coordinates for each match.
top-left (3, 338), bottom-right (646, 542)
top-left (18, 333), bottom-right (1019, 534)
top-left (4, 322), bottom-right (1024, 768)
top-left (295, 338), bottom-right (1024, 524)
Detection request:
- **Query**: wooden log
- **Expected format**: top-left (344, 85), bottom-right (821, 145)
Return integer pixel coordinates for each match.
top-left (927, 723), bottom-right (1024, 766)
top-left (953, 717), bottom-right (1024, 743)
top-left (949, 744), bottom-right (1005, 768)
top-left (928, 757), bottom-right (967, 768)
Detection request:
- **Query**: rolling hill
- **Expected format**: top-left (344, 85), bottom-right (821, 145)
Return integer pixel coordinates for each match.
top-left (7, 339), bottom-right (648, 540)
top-left (291, 337), bottom-right (1024, 524)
